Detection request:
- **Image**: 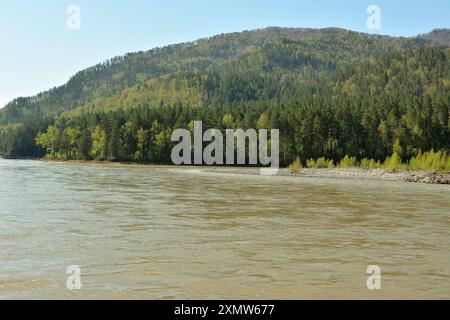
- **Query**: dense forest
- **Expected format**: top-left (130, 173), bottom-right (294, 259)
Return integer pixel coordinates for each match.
top-left (0, 27), bottom-right (449, 168)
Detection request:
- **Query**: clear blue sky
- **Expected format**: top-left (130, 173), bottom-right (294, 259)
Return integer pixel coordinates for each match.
top-left (0, 0), bottom-right (449, 107)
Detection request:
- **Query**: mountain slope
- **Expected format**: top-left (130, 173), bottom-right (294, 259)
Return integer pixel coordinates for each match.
top-left (418, 28), bottom-right (450, 47)
top-left (0, 27), bottom-right (449, 164)
top-left (0, 27), bottom-right (442, 125)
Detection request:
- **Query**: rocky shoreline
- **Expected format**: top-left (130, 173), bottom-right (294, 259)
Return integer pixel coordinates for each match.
top-left (204, 168), bottom-right (450, 185)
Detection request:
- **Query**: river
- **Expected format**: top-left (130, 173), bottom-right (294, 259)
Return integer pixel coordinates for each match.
top-left (0, 159), bottom-right (449, 299)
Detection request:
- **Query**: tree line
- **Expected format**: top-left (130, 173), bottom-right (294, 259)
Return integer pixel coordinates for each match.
top-left (0, 29), bottom-right (448, 170)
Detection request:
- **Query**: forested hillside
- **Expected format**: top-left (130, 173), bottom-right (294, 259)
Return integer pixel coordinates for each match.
top-left (418, 29), bottom-right (450, 47)
top-left (0, 27), bottom-right (449, 167)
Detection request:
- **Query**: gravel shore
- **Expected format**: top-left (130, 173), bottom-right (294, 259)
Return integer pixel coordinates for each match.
top-left (204, 168), bottom-right (450, 185)
top-left (32, 159), bottom-right (450, 185)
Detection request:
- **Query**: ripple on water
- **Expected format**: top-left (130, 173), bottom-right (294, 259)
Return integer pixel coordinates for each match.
top-left (0, 159), bottom-right (449, 299)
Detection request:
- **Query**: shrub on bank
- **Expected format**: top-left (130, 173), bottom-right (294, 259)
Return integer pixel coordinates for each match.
top-left (288, 156), bottom-right (302, 174)
top-left (384, 152), bottom-right (405, 171)
top-left (360, 158), bottom-right (382, 169)
top-left (307, 157), bottom-right (334, 169)
top-left (409, 150), bottom-right (449, 172)
top-left (298, 151), bottom-right (449, 173)
top-left (339, 155), bottom-right (357, 168)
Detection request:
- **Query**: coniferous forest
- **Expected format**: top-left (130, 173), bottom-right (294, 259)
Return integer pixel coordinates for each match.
top-left (0, 27), bottom-right (449, 169)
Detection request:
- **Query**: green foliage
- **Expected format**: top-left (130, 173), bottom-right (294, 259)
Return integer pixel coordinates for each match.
top-left (360, 158), bottom-right (382, 169)
top-left (307, 157), bottom-right (334, 169)
top-left (0, 28), bottom-right (449, 165)
top-left (409, 150), bottom-right (449, 172)
top-left (339, 155), bottom-right (357, 168)
top-left (134, 128), bottom-right (148, 162)
top-left (91, 125), bottom-right (108, 160)
top-left (310, 153), bottom-right (450, 172)
top-left (384, 152), bottom-right (405, 171)
top-left (0, 124), bottom-right (44, 158)
top-left (78, 129), bottom-right (92, 160)
top-left (35, 125), bottom-right (58, 157)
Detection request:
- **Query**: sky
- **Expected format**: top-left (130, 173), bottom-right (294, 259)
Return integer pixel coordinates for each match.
top-left (0, 0), bottom-right (449, 108)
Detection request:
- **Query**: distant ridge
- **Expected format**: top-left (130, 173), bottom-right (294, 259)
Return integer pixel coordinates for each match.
top-left (418, 28), bottom-right (450, 47)
top-left (0, 26), bottom-right (448, 163)
top-left (1, 27), bottom-right (448, 126)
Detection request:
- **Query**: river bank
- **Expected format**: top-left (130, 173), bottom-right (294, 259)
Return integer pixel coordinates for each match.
top-left (5, 158), bottom-right (448, 185)
top-left (204, 167), bottom-right (450, 185)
